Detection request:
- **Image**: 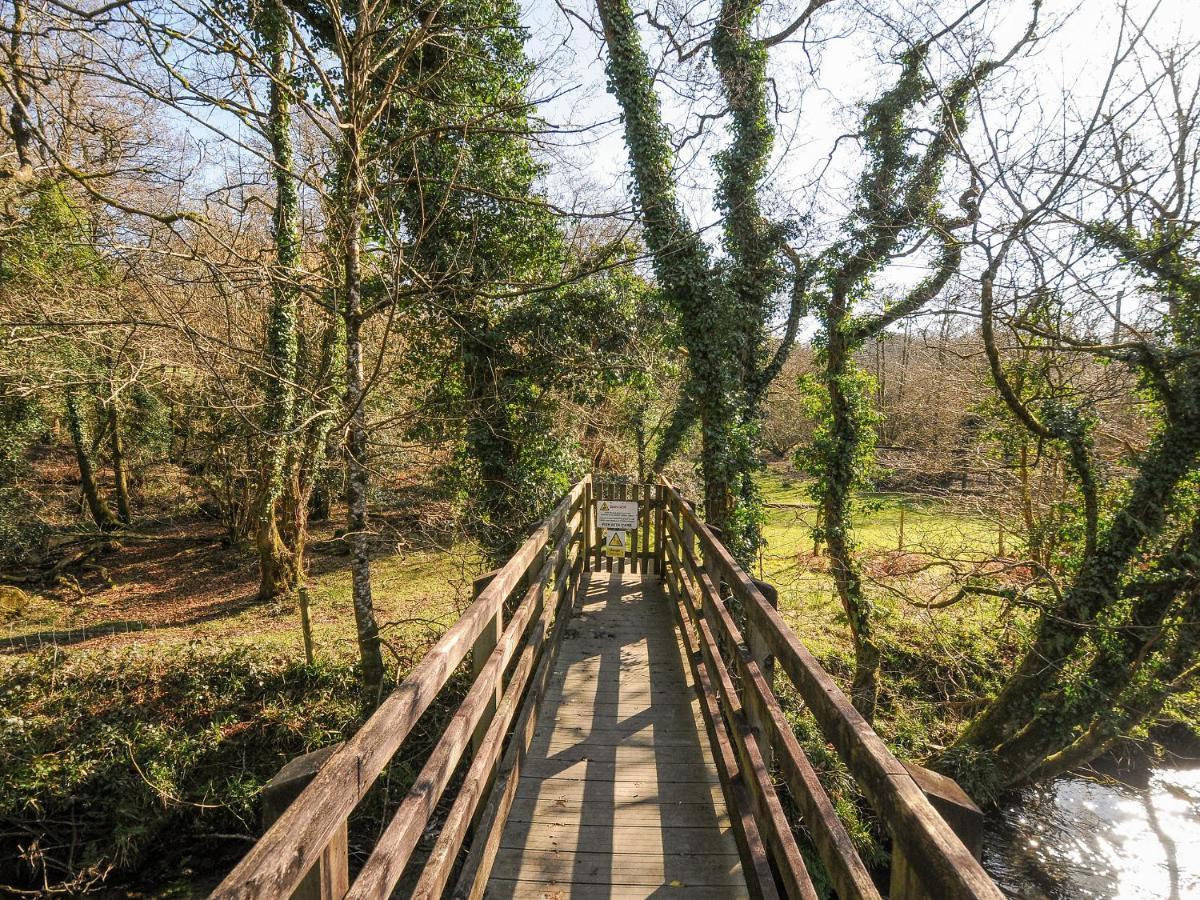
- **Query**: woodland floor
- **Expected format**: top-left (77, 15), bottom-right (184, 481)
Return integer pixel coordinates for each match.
top-left (1, 453), bottom-right (483, 662)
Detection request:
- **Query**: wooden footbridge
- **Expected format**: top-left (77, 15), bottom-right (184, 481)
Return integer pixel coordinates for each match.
top-left (213, 476), bottom-right (1002, 900)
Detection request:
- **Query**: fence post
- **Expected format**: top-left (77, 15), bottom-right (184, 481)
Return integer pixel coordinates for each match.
top-left (262, 745), bottom-right (349, 900)
top-left (471, 569), bottom-right (501, 755)
top-left (746, 579), bottom-right (778, 771)
top-left (889, 763), bottom-right (985, 900)
top-left (703, 523), bottom-right (722, 595)
top-left (583, 477), bottom-right (593, 572)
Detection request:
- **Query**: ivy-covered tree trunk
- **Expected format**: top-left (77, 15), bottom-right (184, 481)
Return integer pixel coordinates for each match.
top-left (339, 141), bottom-right (385, 697)
top-left (594, 0), bottom-right (742, 544)
top-left (950, 379), bottom-right (1200, 767)
top-left (253, 0), bottom-right (302, 601)
top-left (820, 327), bottom-right (881, 720)
top-left (65, 389), bottom-right (118, 531)
top-left (461, 316), bottom-right (524, 563)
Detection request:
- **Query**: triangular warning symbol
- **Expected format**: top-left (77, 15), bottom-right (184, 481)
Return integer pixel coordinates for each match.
top-left (607, 532), bottom-right (623, 548)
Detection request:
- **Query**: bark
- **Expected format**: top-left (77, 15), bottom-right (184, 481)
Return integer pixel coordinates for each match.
top-left (594, 0), bottom-right (741, 542)
top-left (253, 0), bottom-right (302, 601)
top-left (4, 0), bottom-right (35, 174)
top-left (823, 315), bottom-right (881, 720)
top-left (340, 139), bottom-right (385, 697)
top-left (1034, 580), bottom-right (1200, 779)
top-left (952, 407), bottom-right (1200, 755)
top-left (107, 403), bottom-right (132, 524)
top-left (65, 390), bottom-right (118, 531)
top-left (991, 515), bottom-right (1200, 785)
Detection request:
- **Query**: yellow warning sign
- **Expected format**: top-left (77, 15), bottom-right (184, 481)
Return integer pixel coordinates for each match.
top-left (604, 530), bottom-right (627, 558)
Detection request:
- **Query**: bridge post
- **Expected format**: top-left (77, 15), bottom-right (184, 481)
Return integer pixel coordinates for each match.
top-left (471, 569), bottom-right (501, 755)
top-left (889, 762), bottom-right (985, 900)
top-left (261, 744), bottom-right (349, 900)
top-left (703, 523), bottom-right (722, 598)
top-left (583, 477), bottom-right (593, 571)
top-left (746, 579), bottom-right (778, 771)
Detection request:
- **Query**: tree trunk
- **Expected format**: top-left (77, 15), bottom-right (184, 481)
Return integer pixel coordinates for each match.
top-left (108, 403), bottom-right (132, 524)
top-left (66, 390), bottom-right (118, 531)
top-left (951, 405), bottom-right (1200, 757)
top-left (253, 1), bottom-right (302, 601)
top-left (340, 141), bottom-right (384, 697)
top-left (822, 330), bottom-right (881, 722)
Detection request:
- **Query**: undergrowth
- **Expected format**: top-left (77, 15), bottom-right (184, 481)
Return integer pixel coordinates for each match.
top-left (0, 643), bottom-right (459, 895)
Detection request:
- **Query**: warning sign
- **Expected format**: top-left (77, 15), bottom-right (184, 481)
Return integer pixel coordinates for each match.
top-left (596, 500), bottom-right (638, 531)
top-left (604, 530), bottom-right (627, 558)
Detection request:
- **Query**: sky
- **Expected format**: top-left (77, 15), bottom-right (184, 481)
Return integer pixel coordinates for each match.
top-left (515, 0), bottom-right (1193, 270)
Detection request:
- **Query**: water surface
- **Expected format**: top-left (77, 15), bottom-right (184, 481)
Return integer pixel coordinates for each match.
top-left (984, 766), bottom-right (1200, 899)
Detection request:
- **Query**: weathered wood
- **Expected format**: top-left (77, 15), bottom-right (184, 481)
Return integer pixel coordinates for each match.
top-left (890, 763), bottom-right (986, 900)
top-left (471, 569), bottom-right (502, 755)
top-left (349, 519), bottom-right (577, 899)
top-left (654, 483), bottom-right (665, 574)
top-left (412, 546), bottom-right (579, 900)
top-left (663, 507), bottom-right (880, 900)
top-left (212, 480), bottom-right (584, 900)
top-left (583, 476), bottom-right (593, 570)
top-left (664, 548), bottom-right (779, 900)
top-left (484, 881), bottom-right (746, 899)
top-left (488, 574), bottom-right (749, 898)
top-left (642, 482), bottom-right (652, 573)
top-left (674, 547), bottom-right (817, 900)
top-left (746, 578), bottom-right (777, 770)
top-left (453, 550), bottom-right (583, 900)
top-left (662, 478), bottom-right (1004, 900)
top-left (260, 746), bottom-right (349, 900)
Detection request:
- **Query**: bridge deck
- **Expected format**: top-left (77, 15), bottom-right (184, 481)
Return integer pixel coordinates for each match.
top-left (487, 572), bottom-right (749, 899)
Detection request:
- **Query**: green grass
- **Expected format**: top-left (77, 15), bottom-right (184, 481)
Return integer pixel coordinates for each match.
top-left (756, 468), bottom-right (1025, 752)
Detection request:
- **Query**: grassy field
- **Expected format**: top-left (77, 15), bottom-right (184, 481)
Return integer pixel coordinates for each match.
top-left (756, 468), bottom-right (1028, 756)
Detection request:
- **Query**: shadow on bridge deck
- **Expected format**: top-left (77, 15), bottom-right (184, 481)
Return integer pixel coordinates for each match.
top-left (488, 572), bottom-right (749, 899)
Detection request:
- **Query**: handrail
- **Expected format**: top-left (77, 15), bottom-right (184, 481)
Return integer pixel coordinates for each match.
top-left (659, 476), bottom-right (1001, 900)
top-left (661, 505), bottom-right (880, 900)
top-left (214, 472), bottom-right (995, 900)
top-left (211, 477), bottom-right (588, 900)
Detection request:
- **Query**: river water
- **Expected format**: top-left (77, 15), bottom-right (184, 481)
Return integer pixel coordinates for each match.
top-left (983, 765), bottom-right (1200, 899)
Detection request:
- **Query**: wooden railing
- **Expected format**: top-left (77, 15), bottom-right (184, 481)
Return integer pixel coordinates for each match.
top-left (211, 477), bottom-right (589, 900)
top-left (658, 476), bottom-right (1000, 900)
top-left (214, 473), bottom-right (997, 900)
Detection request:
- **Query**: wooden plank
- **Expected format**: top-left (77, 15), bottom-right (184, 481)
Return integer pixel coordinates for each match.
top-left (471, 570), bottom-right (502, 755)
top-left (261, 746), bottom-right (348, 900)
top-left (618, 482), bottom-right (628, 575)
top-left (506, 796), bottom-right (733, 828)
top-left (504, 822), bottom-right (741, 855)
top-left (674, 548), bottom-right (817, 900)
top-left (662, 479), bottom-right (1003, 900)
top-left (629, 482), bottom-right (639, 575)
top-left (582, 476), bottom-right (592, 571)
top-left (654, 484), bottom-right (665, 574)
top-left (484, 879), bottom-right (749, 899)
top-left (411, 548), bottom-right (579, 900)
top-left (514, 776), bottom-right (727, 805)
top-left (453, 553), bottom-right (584, 900)
top-left (664, 507), bottom-right (880, 900)
top-left (348, 523), bottom-right (579, 899)
top-left (488, 574), bottom-right (748, 899)
top-left (664, 553), bottom-right (779, 900)
top-left (642, 483), bottom-right (651, 573)
top-left (213, 481), bottom-right (585, 900)
top-left (491, 849), bottom-right (744, 887)
top-left (520, 758), bottom-right (722, 784)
